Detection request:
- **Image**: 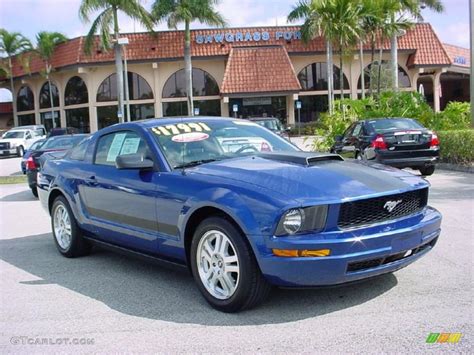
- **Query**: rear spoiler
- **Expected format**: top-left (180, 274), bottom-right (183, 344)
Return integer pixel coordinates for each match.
top-left (258, 152), bottom-right (344, 166)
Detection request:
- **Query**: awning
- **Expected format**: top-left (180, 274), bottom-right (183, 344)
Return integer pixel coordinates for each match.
top-left (221, 46), bottom-right (301, 95)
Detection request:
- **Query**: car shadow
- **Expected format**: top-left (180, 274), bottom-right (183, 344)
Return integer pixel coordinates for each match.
top-left (0, 233), bottom-right (398, 326)
top-left (0, 189), bottom-right (36, 202)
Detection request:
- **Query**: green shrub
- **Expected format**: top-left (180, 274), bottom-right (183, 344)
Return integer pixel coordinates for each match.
top-left (438, 130), bottom-right (474, 165)
top-left (419, 101), bottom-right (471, 131)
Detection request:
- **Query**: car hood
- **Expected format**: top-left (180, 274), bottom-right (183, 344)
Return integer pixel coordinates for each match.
top-left (189, 155), bottom-right (429, 205)
top-left (0, 138), bottom-right (22, 144)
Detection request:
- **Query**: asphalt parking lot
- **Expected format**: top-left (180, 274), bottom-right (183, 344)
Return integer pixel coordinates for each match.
top-left (0, 156), bottom-right (472, 352)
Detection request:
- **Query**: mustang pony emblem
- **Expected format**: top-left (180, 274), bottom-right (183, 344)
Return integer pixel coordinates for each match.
top-left (384, 200), bottom-right (403, 212)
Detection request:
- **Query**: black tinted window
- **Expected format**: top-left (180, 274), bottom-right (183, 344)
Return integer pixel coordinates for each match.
top-left (95, 131), bottom-right (150, 166)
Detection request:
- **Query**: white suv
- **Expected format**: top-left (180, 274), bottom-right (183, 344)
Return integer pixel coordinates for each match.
top-left (0, 125), bottom-right (47, 157)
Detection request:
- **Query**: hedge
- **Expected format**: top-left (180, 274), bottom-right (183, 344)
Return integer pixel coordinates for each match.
top-left (438, 130), bottom-right (474, 165)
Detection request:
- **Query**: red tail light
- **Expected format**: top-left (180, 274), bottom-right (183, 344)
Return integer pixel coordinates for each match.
top-left (261, 142), bottom-right (272, 152)
top-left (371, 134), bottom-right (387, 150)
top-left (430, 132), bottom-right (440, 147)
top-left (26, 156), bottom-right (37, 170)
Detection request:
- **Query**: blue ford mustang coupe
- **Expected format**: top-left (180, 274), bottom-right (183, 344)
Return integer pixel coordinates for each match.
top-left (38, 117), bottom-right (442, 312)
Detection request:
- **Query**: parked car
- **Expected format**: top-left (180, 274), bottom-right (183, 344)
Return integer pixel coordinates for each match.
top-left (26, 134), bottom-right (88, 197)
top-left (0, 125), bottom-right (47, 157)
top-left (21, 138), bottom-right (46, 174)
top-left (249, 117), bottom-right (290, 139)
top-left (38, 117), bottom-right (441, 312)
top-left (331, 118), bottom-right (440, 176)
top-left (48, 127), bottom-right (79, 137)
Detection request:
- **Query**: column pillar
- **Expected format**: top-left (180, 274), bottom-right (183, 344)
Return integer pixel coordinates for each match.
top-left (152, 63), bottom-right (162, 117)
top-left (433, 70), bottom-right (442, 113)
top-left (287, 94), bottom-right (296, 125)
top-left (84, 71), bottom-right (98, 133)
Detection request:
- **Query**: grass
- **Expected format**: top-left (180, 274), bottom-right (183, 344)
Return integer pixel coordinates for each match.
top-left (0, 175), bottom-right (27, 184)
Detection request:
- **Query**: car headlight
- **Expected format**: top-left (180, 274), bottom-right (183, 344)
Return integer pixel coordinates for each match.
top-left (275, 205), bottom-right (328, 236)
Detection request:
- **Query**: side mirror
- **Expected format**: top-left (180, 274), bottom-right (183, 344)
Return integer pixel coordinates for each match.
top-left (335, 135), bottom-right (343, 142)
top-left (115, 154), bottom-right (154, 170)
top-left (285, 126), bottom-right (291, 132)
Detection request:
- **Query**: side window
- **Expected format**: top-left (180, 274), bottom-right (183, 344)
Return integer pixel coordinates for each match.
top-left (69, 138), bottom-right (90, 161)
top-left (352, 123), bottom-right (362, 137)
top-left (25, 131), bottom-right (32, 139)
top-left (94, 131), bottom-right (150, 166)
top-left (343, 124), bottom-right (355, 138)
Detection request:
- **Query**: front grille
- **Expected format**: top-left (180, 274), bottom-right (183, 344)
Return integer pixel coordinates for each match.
top-left (0, 142), bottom-right (10, 149)
top-left (347, 237), bottom-right (438, 273)
top-left (338, 188), bottom-right (428, 229)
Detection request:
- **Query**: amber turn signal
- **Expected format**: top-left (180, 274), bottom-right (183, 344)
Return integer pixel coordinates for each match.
top-left (272, 249), bottom-right (331, 257)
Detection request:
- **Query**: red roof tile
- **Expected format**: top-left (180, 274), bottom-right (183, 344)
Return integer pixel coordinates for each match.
top-left (221, 46), bottom-right (301, 94)
top-left (3, 23), bottom-right (451, 80)
top-left (442, 43), bottom-right (470, 67)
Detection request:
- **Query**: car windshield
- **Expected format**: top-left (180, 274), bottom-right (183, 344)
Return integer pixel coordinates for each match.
top-left (253, 119), bottom-right (284, 131)
top-left (150, 119), bottom-right (298, 169)
top-left (41, 135), bottom-right (86, 150)
top-left (368, 119), bottom-right (424, 132)
top-left (29, 140), bottom-right (45, 151)
top-left (3, 131), bottom-right (25, 139)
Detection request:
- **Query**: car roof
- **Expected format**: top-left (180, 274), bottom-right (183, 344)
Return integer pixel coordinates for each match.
top-left (10, 125), bottom-right (45, 130)
top-left (248, 117), bottom-right (279, 121)
top-left (111, 116), bottom-right (237, 130)
top-left (46, 134), bottom-right (88, 140)
top-left (362, 117), bottom-right (416, 123)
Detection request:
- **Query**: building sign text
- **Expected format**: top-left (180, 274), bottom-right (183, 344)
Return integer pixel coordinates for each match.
top-left (195, 31), bottom-right (302, 44)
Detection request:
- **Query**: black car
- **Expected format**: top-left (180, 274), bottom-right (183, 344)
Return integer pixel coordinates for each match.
top-left (331, 118), bottom-right (439, 176)
top-left (249, 117), bottom-right (291, 140)
top-left (26, 134), bottom-right (88, 197)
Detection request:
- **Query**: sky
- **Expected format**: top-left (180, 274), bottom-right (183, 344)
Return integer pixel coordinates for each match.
top-left (0, 0), bottom-right (470, 101)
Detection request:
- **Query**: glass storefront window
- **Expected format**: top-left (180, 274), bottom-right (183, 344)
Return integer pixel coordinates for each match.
top-left (39, 81), bottom-right (60, 108)
top-left (162, 68), bottom-right (219, 98)
top-left (298, 63), bottom-right (349, 91)
top-left (228, 97), bottom-right (286, 121)
top-left (358, 61), bottom-right (411, 89)
top-left (130, 104), bottom-right (155, 121)
top-left (40, 111), bottom-right (61, 132)
top-left (66, 107), bottom-right (90, 133)
top-left (17, 86), bottom-right (34, 112)
top-left (97, 105), bottom-right (119, 130)
top-left (295, 95), bottom-right (328, 123)
top-left (18, 114), bottom-right (35, 126)
top-left (97, 72), bottom-right (154, 102)
top-left (65, 76), bottom-right (88, 106)
top-left (162, 100), bottom-right (221, 117)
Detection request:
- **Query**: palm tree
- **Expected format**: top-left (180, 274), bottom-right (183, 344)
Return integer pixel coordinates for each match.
top-left (152, 0), bottom-right (226, 116)
top-left (390, 0), bottom-right (444, 90)
top-left (79, 0), bottom-right (154, 122)
top-left (0, 29), bottom-right (32, 126)
top-left (35, 31), bottom-right (68, 127)
top-left (288, 0), bottom-right (336, 113)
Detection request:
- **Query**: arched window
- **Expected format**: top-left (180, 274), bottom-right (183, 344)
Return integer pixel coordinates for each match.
top-left (39, 81), bottom-right (60, 109)
top-left (97, 72), bottom-right (154, 102)
top-left (162, 68), bottom-right (219, 98)
top-left (358, 61), bottom-right (411, 89)
top-left (65, 76), bottom-right (88, 106)
top-left (16, 85), bottom-right (34, 112)
top-left (298, 62), bottom-right (350, 91)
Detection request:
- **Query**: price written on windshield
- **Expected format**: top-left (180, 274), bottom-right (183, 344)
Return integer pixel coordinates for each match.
top-left (152, 122), bottom-right (211, 136)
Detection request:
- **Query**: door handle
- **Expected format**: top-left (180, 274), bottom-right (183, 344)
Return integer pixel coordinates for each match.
top-left (85, 175), bottom-right (98, 186)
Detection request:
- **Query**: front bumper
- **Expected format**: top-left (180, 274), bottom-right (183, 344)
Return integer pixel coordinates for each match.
top-left (0, 148), bottom-right (17, 155)
top-left (257, 206), bottom-right (441, 287)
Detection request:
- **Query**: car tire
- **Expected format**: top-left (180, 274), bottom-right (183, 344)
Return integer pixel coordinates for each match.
top-left (17, 146), bottom-right (24, 157)
top-left (31, 186), bottom-right (38, 198)
top-left (419, 165), bottom-right (435, 176)
top-left (51, 196), bottom-right (91, 258)
top-left (190, 216), bottom-right (271, 312)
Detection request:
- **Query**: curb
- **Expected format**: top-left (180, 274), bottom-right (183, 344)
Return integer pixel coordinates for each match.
top-left (437, 163), bottom-right (474, 174)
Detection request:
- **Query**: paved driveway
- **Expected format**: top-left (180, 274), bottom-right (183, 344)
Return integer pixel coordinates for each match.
top-left (0, 170), bottom-right (472, 353)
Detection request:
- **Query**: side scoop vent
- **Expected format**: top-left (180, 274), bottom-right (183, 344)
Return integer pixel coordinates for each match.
top-left (258, 152), bottom-right (344, 166)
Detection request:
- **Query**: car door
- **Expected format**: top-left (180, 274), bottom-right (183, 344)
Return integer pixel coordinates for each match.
top-left (339, 123), bottom-right (362, 159)
top-left (82, 129), bottom-right (160, 252)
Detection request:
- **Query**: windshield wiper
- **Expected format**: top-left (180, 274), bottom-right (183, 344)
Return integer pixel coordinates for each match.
top-left (173, 158), bottom-right (219, 169)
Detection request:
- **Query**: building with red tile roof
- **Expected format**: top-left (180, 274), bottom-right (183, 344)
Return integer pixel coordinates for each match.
top-left (0, 23), bottom-right (468, 131)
